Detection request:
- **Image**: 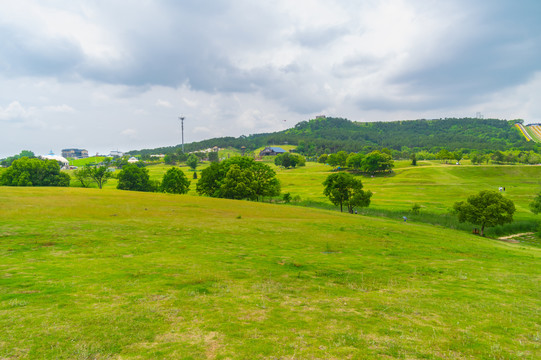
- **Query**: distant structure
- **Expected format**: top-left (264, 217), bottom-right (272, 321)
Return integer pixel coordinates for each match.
top-left (62, 148), bottom-right (88, 159)
top-left (179, 116), bottom-right (185, 152)
top-left (127, 157), bottom-right (139, 163)
top-left (475, 112), bottom-right (484, 119)
top-left (109, 150), bottom-right (124, 157)
top-left (259, 146), bottom-right (286, 157)
top-left (41, 154), bottom-right (69, 168)
top-left (316, 115), bottom-right (326, 119)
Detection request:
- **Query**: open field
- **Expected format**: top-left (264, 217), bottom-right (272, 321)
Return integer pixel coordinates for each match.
top-left (1, 187), bottom-right (540, 359)
top-left (66, 159), bottom-right (541, 236)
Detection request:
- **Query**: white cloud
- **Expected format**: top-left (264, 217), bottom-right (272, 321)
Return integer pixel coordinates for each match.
top-left (44, 104), bottom-right (75, 113)
top-left (0, 101), bottom-right (31, 121)
top-left (155, 99), bottom-right (172, 108)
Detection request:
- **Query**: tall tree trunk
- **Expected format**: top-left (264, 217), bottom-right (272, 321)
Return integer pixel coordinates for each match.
top-left (481, 224), bottom-right (485, 237)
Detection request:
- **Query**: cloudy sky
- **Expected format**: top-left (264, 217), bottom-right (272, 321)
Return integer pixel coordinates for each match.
top-left (1, 0), bottom-right (540, 158)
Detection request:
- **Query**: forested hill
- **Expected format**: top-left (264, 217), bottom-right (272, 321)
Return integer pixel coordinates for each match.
top-left (130, 117), bottom-right (537, 156)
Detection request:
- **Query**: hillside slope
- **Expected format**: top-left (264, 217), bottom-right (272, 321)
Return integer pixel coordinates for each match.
top-left (0, 188), bottom-right (539, 359)
top-left (130, 117), bottom-right (538, 156)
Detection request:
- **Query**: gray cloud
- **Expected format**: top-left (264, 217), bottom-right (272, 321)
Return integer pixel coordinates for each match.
top-left (1, 0), bottom-right (540, 157)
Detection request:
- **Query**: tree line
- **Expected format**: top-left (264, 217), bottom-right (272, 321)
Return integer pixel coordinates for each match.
top-left (126, 117), bottom-right (541, 158)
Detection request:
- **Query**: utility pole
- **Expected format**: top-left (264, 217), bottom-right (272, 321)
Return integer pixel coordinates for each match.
top-left (179, 116), bottom-right (185, 152)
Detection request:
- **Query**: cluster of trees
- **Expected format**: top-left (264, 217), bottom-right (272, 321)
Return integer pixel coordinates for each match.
top-left (0, 157), bottom-right (70, 187)
top-left (318, 150), bottom-right (394, 173)
top-left (0, 150), bottom-right (35, 167)
top-left (274, 152), bottom-right (305, 168)
top-left (116, 157), bottom-right (281, 202)
top-left (116, 165), bottom-right (190, 194)
top-left (197, 157), bottom-right (280, 201)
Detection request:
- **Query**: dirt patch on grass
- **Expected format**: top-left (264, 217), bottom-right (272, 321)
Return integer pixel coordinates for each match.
top-left (497, 232), bottom-right (536, 243)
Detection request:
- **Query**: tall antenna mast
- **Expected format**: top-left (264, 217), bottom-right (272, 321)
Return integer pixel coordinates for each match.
top-left (179, 116), bottom-right (185, 152)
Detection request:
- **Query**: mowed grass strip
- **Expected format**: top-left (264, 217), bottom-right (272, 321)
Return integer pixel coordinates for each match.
top-left (0, 187), bottom-right (540, 359)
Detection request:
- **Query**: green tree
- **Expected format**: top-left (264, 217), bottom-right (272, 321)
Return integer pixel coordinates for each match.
top-left (161, 167), bottom-right (190, 194)
top-left (530, 191), bottom-right (541, 215)
top-left (453, 190), bottom-right (515, 236)
top-left (208, 151), bottom-right (219, 163)
top-left (317, 154), bottom-right (328, 164)
top-left (186, 154), bottom-right (199, 171)
top-left (274, 153), bottom-right (304, 168)
top-left (346, 153), bottom-right (364, 170)
top-left (453, 151), bottom-right (463, 164)
top-left (0, 157), bottom-right (70, 187)
top-left (410, 153), bottom-right (417, 166)
top-left (197, 157), bottom-right (280, 201)
top-left (164, 153), bottom-right (178, 165)
top-left (117, 165), bottom-right (155, 192)
top-left (87, 166), bottom-right (112, 189)
top-left (361, 151), bottom-right (394, 174)
top-left (323, 172), bottom-right (372, 213)
top-left (327, 151), bottom-right (348, 168)
top-left (275, 152), bottom-right (296, 168)
top-left (73, 167), bottom-right (92, 188)
top-left (219, 164), bottom-right (257, 200)
top-left (436, 149), bottom-right (452, 162)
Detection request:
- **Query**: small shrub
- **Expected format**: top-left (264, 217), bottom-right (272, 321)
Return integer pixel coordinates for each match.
top-left (283, 192), bottom-right (292, 203)
top-left (411, 203), bottom-right (421, 215)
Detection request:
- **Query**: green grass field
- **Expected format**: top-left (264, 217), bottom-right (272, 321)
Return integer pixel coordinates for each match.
top-left (2, 160), bottom-right (541, 358)
top-left (1, 187), bottom-right (540, 359)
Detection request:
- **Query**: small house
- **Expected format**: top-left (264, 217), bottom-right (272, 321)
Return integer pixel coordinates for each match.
top-left (259, 147), bottom-right (286, 156)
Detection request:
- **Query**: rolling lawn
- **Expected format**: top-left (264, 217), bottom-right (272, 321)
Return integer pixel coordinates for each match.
top-left (1, 187), bottom-right (540, 359)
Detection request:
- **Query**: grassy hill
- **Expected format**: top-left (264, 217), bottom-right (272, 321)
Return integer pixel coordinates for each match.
top-left (0, 187), bottom-right (540, 359)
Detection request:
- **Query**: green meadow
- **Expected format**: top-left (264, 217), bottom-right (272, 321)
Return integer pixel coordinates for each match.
top-left (1, 161), bottom-right (541, 358)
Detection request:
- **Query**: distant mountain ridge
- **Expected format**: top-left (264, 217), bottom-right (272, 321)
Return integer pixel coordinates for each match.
top-left (129, 117), bottom-right (538, 156)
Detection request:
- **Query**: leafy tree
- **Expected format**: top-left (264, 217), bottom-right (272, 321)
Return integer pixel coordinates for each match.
top-left (197, 157), bottom-right (280, 201)
top-left (530, 191), bottom-right (541, 215)
top-left (361, 151), bottom-right (394, 174)
top-left (117, 165), bottom-right (155, 192)
top-left (161, 167), bottom-right (190, 194)
top-left (73, 167), bottom-right (92, 188)
top-left (317, 154), bottom-right (328, 164)
top-left (323, 172), bottom-right (372, 213)
top-left (164, 153), bottom-right (178, 165)
top-left (251, 161), bottom-right (281, 200)
top-left (0, 157), bottom-right (70, 187)
top-left (453, 151), bottom-right (463, 164)
top-left (86, 166), bottom-right (112, 189)
top-left (274, 153), bottom-right (305, 168)
top-left (208, 151), bottom-right (219, 163)
top-left (491, 151), bottom-right (505, 164)
top-left (346, 153), bottom-right (364, 169)
top-left (436, 149), bottom-right (453, 162)
top-left (327, 153), bottom-right (340, 168)
top-left (410, 153), bottom-right (417, 166)
top-left (220, 164), bottom-right (257, 200)
top-left (453, 190), bottom-right (515, 236)
top-left (186, 154), bottom-right (199, 171)
top-left (469, 152), bottom-right (484, 165)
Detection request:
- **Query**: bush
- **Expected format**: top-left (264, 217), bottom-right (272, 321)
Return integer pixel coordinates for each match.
top-left (117, 165), bottom-right (155, 192)
top-left (161, 167), bottom-right (190, 194)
